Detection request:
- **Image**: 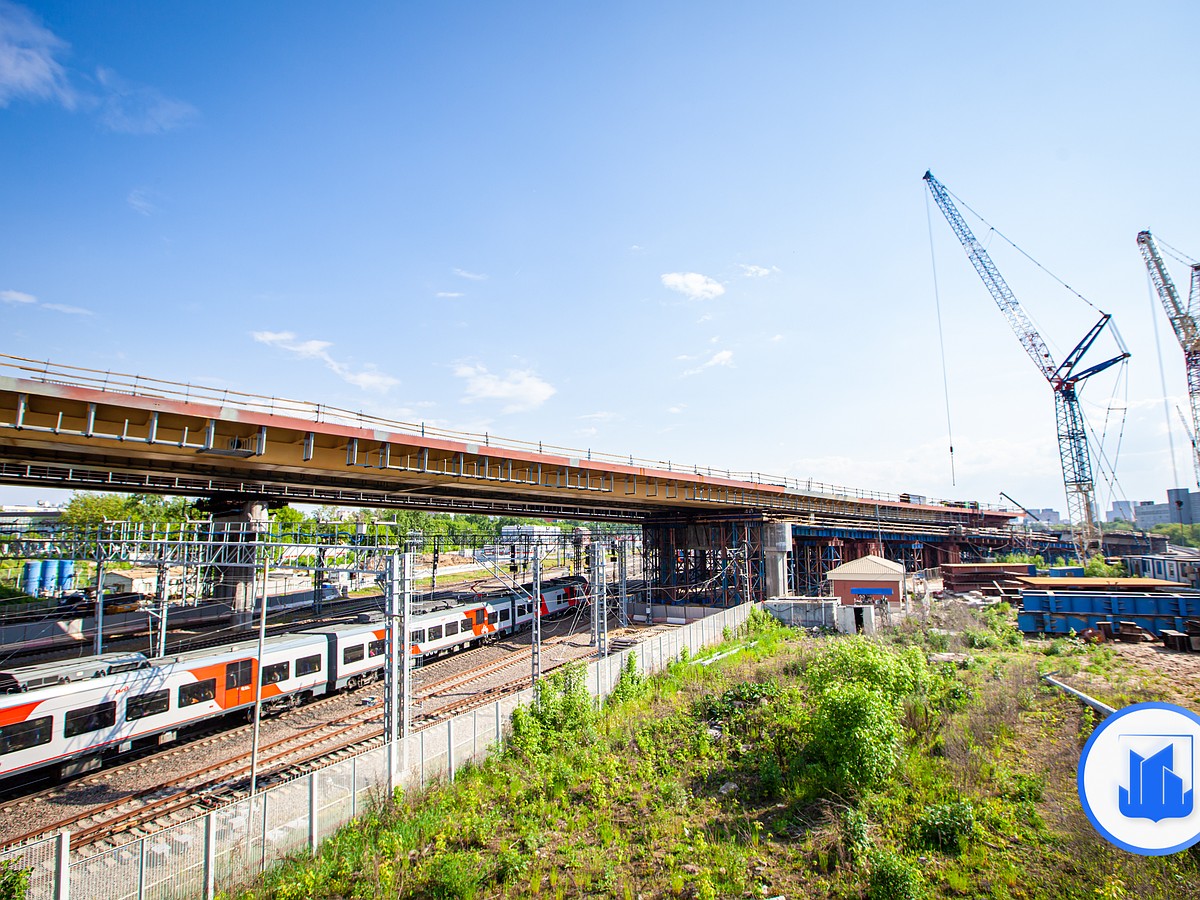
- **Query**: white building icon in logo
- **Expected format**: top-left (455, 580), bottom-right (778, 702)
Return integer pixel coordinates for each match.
top-left (1079, 702), bottom-right (1200, 855)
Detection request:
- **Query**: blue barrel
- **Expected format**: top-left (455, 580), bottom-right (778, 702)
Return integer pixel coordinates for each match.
top-left (59, 560), bottom-right (76, 592)
top-left (40, 559), bottom-right (60, 594)
top-left (22, 560), bottom-right (43, 596)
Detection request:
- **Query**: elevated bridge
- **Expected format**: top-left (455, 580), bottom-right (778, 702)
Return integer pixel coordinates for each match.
top-left (0, 355), bottom-right (1020, 601)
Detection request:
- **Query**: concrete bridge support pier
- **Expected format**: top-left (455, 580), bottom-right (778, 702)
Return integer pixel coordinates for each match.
top-left (210, 498), bottom-right (270, 629)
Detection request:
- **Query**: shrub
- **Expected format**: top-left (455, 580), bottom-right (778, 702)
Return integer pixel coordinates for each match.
top-left (801, 637), bottom-right (928, 704)
top-left (422, 851), bottom-right (483, 899)
top-left (608, 651), bottom-right (645, 704)
top-left (0, 861), bottom-right (31, 900)
top-left (509, 663), bottom-right (595, 757)
top-left (809, 682), bottom-right (901, 795)
top-left (913, 800), bottom-right (975, 855)
top-left (868, 850), bottom-right (925, 900)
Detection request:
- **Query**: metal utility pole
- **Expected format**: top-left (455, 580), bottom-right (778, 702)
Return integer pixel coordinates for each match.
top-left (384, 551), bottom-right (412, 747)
top-left (924, 171), bottom-right (1130, 560)
top-left (92, 557), bottom-right (106, 657)
top-left (248, 559), bottom-right (270, 796)
top-left (1138, 231), bottom-right (1200, 487)
top-left (531, 550), bottom-right (542, 691)
top-left (616, 539), bottom-right (629, 628)
top-left (590, 541), bottom-right (608, 657)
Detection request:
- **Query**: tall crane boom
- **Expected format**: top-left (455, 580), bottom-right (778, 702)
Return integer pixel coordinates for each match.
top-left (1137, 230), bottom-right (1200, 487)
top-left (923, 171), bottom-right (1130, 560)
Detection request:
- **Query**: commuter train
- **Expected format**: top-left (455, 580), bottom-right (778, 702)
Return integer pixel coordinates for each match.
top-left (0, 576), bottom-right (586, 781)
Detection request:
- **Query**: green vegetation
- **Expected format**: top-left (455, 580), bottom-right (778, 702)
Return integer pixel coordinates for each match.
top-left (226, 607), bottom-right (1199, 900)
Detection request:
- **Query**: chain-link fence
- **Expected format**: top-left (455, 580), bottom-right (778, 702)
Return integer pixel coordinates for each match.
top-left (0, 603), bottom-right (754, 899)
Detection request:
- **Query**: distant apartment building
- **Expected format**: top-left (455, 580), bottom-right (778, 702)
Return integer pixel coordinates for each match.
top-left (1133, 489), bottom-right (1200, 529)
top-left (1107, 500), bottom-right (1138, 523)
top-left (1024, 508), bottom-right (1062, 526)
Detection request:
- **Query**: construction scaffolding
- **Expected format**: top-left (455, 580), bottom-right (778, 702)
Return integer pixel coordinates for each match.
top-left (641, 515), bottom-right (763, 606)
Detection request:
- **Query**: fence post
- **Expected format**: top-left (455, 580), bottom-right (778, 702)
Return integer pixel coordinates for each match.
top-left (472, 707), bottom-right (478, 761)
top-left (494, 700), bottom-right (501, 751)
top-left (53, 831), bottom-right (70, 900)
top-left (387, 740), bottom-right (397, 798)
top-left (203, 811), bottom-right (216, 900)
top-left (308, 770), bottom-right (319, 855)
top-left (420, 728), bottom-right (426, 786)
top-left (136, 837), bottom-right (146, 900)
top-left (447, 718), bottom-right (456, 782)
top-left (351, 755), bottom-right (358, 819)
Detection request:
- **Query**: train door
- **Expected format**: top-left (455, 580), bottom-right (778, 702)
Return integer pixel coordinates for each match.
top-left (224, 658), bottom-right (255, 707)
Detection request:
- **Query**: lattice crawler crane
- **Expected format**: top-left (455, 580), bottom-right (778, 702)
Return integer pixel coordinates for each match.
top-left (923, 171), bottom-right (1130, 560)
top-left (1137, 230), bottom-right (1200, 487)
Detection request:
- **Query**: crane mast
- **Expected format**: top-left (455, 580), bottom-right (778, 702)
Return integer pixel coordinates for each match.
top-left (924, 171), bottom-right (1129, 560)
top-left (1137, 230), bottom-right (1200, 487)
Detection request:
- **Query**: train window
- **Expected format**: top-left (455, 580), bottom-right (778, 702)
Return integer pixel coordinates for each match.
top-left (488, 611), bottom-right (498, 624)
top-left (410, 629), bottom-right (425, 644)
top-left (126, 689), bottom-right (170, 721)
top-left (296, 655), bottom-right (322, 676)
top-left (226, 659), bottom-right (254, 690)
top-left (445, 620), bottom-right (459, 637)
top-left (343, 644), bottom-right (365, 664)
top-left (474, 609), bottom-right (486, 625)
top-left (428, 625), bottom-right (443, 641)
top-left (179, 679), bottom-right (217, 707)
top-left (0, 716), bottom-right (52, 755)
top-left (518, 605), bottom-right (529, 617)
top-left (368, 640), bottom-right (386, 657)
top-left (64, 701), bottom-right (117, 737)
top-left (499, 609), bottom-right (510, 622)
top-left (263, 662), bottom-right (290, 684)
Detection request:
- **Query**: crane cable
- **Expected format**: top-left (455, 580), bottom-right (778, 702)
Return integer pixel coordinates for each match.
top-left (1147, 267), bottom-right (1182, 488)
top-left (925, 188), bottom-right (957, 486)
top-left (1157, 236), bottom-right (1198, 268)
top-left (943, 184), bottom-right (1102, 313)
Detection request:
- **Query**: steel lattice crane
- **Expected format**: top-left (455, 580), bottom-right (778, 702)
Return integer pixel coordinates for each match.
top-left (924, 171), bottom-right (1130, 559)
top-left (1137, 230), bottom-right (1200, 487)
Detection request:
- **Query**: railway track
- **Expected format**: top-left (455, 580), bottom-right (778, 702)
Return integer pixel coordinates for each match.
top-left (0, 614), bottom-right (636, 855)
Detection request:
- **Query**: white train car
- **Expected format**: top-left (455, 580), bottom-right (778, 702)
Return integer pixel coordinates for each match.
top-left (0, 633), bottom-right (328, 780)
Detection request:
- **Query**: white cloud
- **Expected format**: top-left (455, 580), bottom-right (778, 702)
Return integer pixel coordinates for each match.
top-left (0, 6), bottom-right (196, 132)
top-left (436, 291), bottom-right (464, 298)
top-left (667, 405), bottom-right (685, 414)
top-left (769, 334), bottom-right (784, 342)
top-left (0, 1), bottom-right (74, 109)
top-left (2, 288), bottom-right (91, 315)
top-left (697, 313), bottom-right (713, 324)
top-left (682, 350), bottom-right (734, 376)
top-left (454, 363), bottom-right (555, 413)
top-left (661, 272), bottom-right (725, 300)
top-left (629, 244), bottom-right (644, 252)
top-left (94, 66), bottom-right (197, 134)
top-left (39, 302), bottom-right (91, 315)
top-left (252, 330), bottom-right (399, 392)
top-left (739, 264), bottom-right (779, 277)
top-left (578, 411), bottom-right (617, 422)
top-left (127, 188), bottom-right (157, 216)
top-left (453, 268), bottom-right (487, 281)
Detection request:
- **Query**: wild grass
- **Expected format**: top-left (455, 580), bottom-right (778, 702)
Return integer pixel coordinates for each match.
top-left (226, 604), bottom-right (1200, 900)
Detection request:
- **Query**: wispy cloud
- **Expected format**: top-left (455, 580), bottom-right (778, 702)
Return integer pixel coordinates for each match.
top-left (739, 264), bottom-right (779, 277)
top-left (453, 268), bottom-right (487, 281)
top-left (454, 363), bottom-right (555, 413)
top-left (578, 411), bottom-right (617, 422)
top-left (0, 1), bottom-right (73, 109)
top-left (94, 66), bottom-right (197, 134)
top-left (127, 187), bottom-right (158, 216)
top-left (0, 4), bottom-right (195, 132)
top-left (436, 291), bottom-right (464, 298)
top-left (251, 330), bottom-right (399, 392)
top-left (2, 288), bottom-right (92, 315)
top-left (661, 272), bottom-right (725, 300)
top-left (682, 350), bottom-right (734, 376)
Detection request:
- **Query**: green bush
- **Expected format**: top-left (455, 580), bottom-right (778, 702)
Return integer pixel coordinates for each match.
top-left (809, 682), bottom-right (901, 795)
top-left (913, 800), bottom-right (975, 855)
top-left (509, 663), bottom-right (595, 757)
top-left (801, 637), bottom-right (928, 704)
top-left (868, 850), bottom-right (925, 900)
top-left (0, 861), bottom-right (30, 900)
top-left (422, 851), bottom-right (483, 899)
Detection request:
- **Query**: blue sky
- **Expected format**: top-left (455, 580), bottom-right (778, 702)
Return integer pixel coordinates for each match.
top-left (2, 1), bottom-right (1198, 517)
